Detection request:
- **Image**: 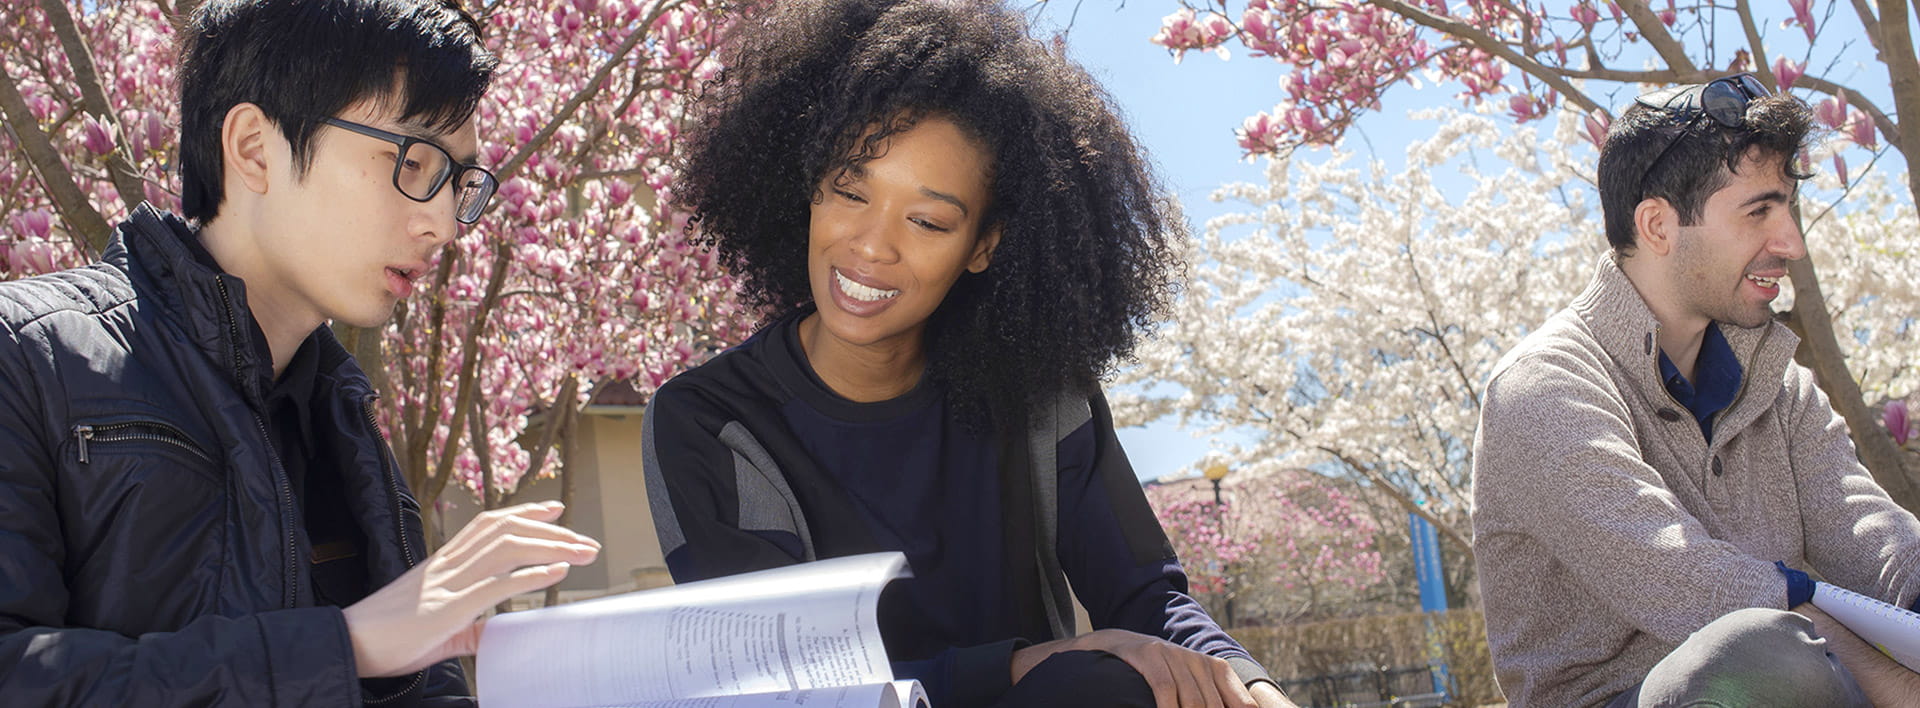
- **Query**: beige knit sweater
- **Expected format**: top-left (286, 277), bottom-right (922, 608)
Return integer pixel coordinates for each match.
top-left (1470, 256), bottom-right (1920, 707)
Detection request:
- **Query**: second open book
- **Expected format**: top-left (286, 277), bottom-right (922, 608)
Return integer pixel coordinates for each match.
top-left (478, 552), bottom-right (928, 708)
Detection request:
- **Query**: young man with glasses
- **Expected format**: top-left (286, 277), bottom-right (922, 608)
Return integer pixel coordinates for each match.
top-left (0, 1), bottom-right (593, 705)
top-left (1471, 75), bottom-right (1920, 707)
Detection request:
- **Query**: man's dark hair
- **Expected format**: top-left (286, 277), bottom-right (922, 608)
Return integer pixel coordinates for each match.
top-left (1597, 88), bottom-right (1813, 254)
top-left (676, 0), bottom-right (1182, 429)
top-left (176, 0), bottom-right (498, 223)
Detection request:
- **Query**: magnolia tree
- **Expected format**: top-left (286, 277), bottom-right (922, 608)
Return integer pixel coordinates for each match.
top-left (378, 0), bottom-right (753, 525)
top-left (0, 0), bottom-right (751, 534)
top-left (1145, 463), bottom-right (1387, 625)
top-left (1145, 0), bottom-right (1920, 507)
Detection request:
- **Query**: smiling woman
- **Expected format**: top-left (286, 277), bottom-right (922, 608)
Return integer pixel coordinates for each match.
top-left (640, 1), bottom-right (1295, 707)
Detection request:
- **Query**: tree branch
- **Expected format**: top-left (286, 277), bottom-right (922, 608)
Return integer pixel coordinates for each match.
top-left (0, 61), bottom-right (113, 255)
top-left (1851, 0), bottom-right (1882, 53)
top-left (40, 0), bottom-right (147, 214)
top-left (1317, 445), bottom-right (1472, 551)
top-left (1365, 0), bottom-right (1604, 114)
top-left (1616, 0), bottom-right (1699, 74)
top-left (1736, 0), bottom-right (1777, 87)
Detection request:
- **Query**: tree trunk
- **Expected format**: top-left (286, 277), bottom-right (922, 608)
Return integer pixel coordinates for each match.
top-left (541, 404), bottom-right (581, 608)
top-left (1784, 258), bottom-right (1920, 510)
top-left (1874, 0), bottom-right (1920, 208)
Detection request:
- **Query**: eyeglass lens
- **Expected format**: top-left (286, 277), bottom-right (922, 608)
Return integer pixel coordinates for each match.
top-left (454, 169), bottom-right (497, 224)
top-left (395, 141), bottom-right (456, 202)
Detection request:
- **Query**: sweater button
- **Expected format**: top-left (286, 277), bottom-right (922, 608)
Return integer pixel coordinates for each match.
top-left (1712, 457), bottom-right (1724, 476)
top-left (1657, 408), bottom-right (1683, 422)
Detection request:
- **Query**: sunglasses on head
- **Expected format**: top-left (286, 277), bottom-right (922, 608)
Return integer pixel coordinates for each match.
top-left (1632, 74), bottom-right (1773, 194)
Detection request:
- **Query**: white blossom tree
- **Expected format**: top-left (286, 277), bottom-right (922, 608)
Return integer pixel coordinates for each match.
top-left (1118, 107), bottom-right (1918, 591)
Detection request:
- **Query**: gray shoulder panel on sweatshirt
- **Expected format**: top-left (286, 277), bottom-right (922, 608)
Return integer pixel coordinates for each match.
top-left (642, 397), bottom-right (686, 559)
top-left (720, 421), bottom-right (817, 562)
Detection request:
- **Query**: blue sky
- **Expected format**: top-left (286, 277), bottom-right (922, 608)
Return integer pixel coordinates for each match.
top-left (1028, 3), bottom-right (1911, 482)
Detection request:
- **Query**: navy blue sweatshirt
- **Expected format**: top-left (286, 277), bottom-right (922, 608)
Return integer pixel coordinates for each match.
top-left (642, 312), bottom-right (1268, 707)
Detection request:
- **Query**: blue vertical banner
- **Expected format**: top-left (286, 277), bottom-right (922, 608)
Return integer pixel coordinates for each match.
top-left (1409, 512), bottom-right (1448, 613)
top-left (1410, 511), bottom-right (1453, 698)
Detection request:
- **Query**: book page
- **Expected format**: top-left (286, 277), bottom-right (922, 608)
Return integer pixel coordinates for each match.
top-left (601, 679), bottom-right (928, 708)
top-left (1810, 581), bottom-right (1920, 672)
top-left (479, 552), bottom-right (909, 708)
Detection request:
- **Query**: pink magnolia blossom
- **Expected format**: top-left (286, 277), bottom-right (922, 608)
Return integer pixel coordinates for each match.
top-left (8, 242), bottom-right (59, 276)
top-left (1150, 8), bottom-right (1233, 64)
top-left (1815, 94), bottom-right (1849, 129)
top-left (8, 210), bottom-right (54, 241)
top-left (1772, 56), bottom-right (1803, 93)
top-left (79, 113), bottom-right (117, 156)
top-left (1570, 3), bottom-right (1600, 31)
top-left (1785, 0), bottom-right (1817, 42)
top-left (1236, 111), bottom-right (1286, 157)
top-left (1888, 400), bottom-right (1912, 446)
top-left (1583, 109), bottom-right (1613, 148)
top-left (1845, 109), bottom-right (1877, 150)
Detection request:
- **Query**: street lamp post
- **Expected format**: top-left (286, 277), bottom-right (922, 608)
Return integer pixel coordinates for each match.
top-left (1204, 462), bottom-right (1228, 508)
top-left (1202, 462), bottom-right (1233, 627)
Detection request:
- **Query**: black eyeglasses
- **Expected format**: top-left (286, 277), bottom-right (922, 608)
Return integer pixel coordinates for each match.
top-left (321, 117), bottom-right (498, 224)
top-left (1632, 73), bottom-right (1772, 193)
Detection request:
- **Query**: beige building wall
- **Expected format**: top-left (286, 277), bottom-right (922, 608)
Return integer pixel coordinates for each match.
top-left (438, 411), bottom-right (671, 605)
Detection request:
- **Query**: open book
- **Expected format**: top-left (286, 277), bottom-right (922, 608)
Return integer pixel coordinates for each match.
top-left (1811, 581), bottom-right (1920, 672)
top-left (478, 552), bottom-right (928, 708)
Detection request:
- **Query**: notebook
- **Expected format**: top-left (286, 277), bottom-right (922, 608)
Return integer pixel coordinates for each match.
top-left (1810, 581), bottom-right (1920, 672)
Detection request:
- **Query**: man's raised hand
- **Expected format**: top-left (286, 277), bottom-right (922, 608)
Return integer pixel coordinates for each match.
top-left (342, 500), bottom-right (600, 677)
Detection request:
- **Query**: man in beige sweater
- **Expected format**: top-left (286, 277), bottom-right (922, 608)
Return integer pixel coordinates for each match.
top-left (1472, 75), bottom-right (1920, 707)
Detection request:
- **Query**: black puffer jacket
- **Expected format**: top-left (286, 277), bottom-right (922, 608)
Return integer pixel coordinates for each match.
top-left (0, 205), bottom-right (469, 706)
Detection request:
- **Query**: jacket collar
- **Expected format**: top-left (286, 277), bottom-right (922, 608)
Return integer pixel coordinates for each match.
top-left (117, 203), bottom-right (366, 407)
top-left (1571, 253), bottom-right (1799, 444)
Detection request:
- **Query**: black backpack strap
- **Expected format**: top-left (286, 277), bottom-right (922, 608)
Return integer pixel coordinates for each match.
top-left (1025, 390), bottom-right (1090, 640)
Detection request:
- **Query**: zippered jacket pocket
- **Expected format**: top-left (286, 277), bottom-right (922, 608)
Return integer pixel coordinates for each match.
top-left (71, 420), bottom-right (216, 466)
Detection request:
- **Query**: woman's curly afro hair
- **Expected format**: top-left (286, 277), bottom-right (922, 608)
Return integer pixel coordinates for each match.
top-left (676, 0), bottom-right (1183, 429)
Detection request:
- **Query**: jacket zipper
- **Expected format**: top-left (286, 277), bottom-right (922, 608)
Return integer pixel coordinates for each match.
top-left (73, 421), bottom-right (213, 464)
top-left (361, 396), bottom-right (417, 569)
top-left (362, 394), bottom-right (425, 704)
top-left (214, 276), bottom-right (300, 611)
top-left (212, 278), bottom-right (426, 701)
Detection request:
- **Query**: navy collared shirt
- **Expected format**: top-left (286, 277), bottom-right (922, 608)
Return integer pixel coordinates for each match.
top-left (1658, 324), bottom-right (1743, 442)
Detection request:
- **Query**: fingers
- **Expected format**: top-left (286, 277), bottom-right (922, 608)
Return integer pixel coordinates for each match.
top-left (1117, 637), bottom-right (1237, 708)
top-left (1161, 648), bottom-right (1206, 708)
top-left (1212, 657), bottom-right (1256, 708)
top-left (444, 532), bottom-right (598, 589)
top-left (455, 561), bottom-right (573, 616)
top-left (439, 503), bottom-right (600, 562)
top-left (1131, 649), bottom-right (1179, 708)
top-left (440, 501), bottom-right (595, 556)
